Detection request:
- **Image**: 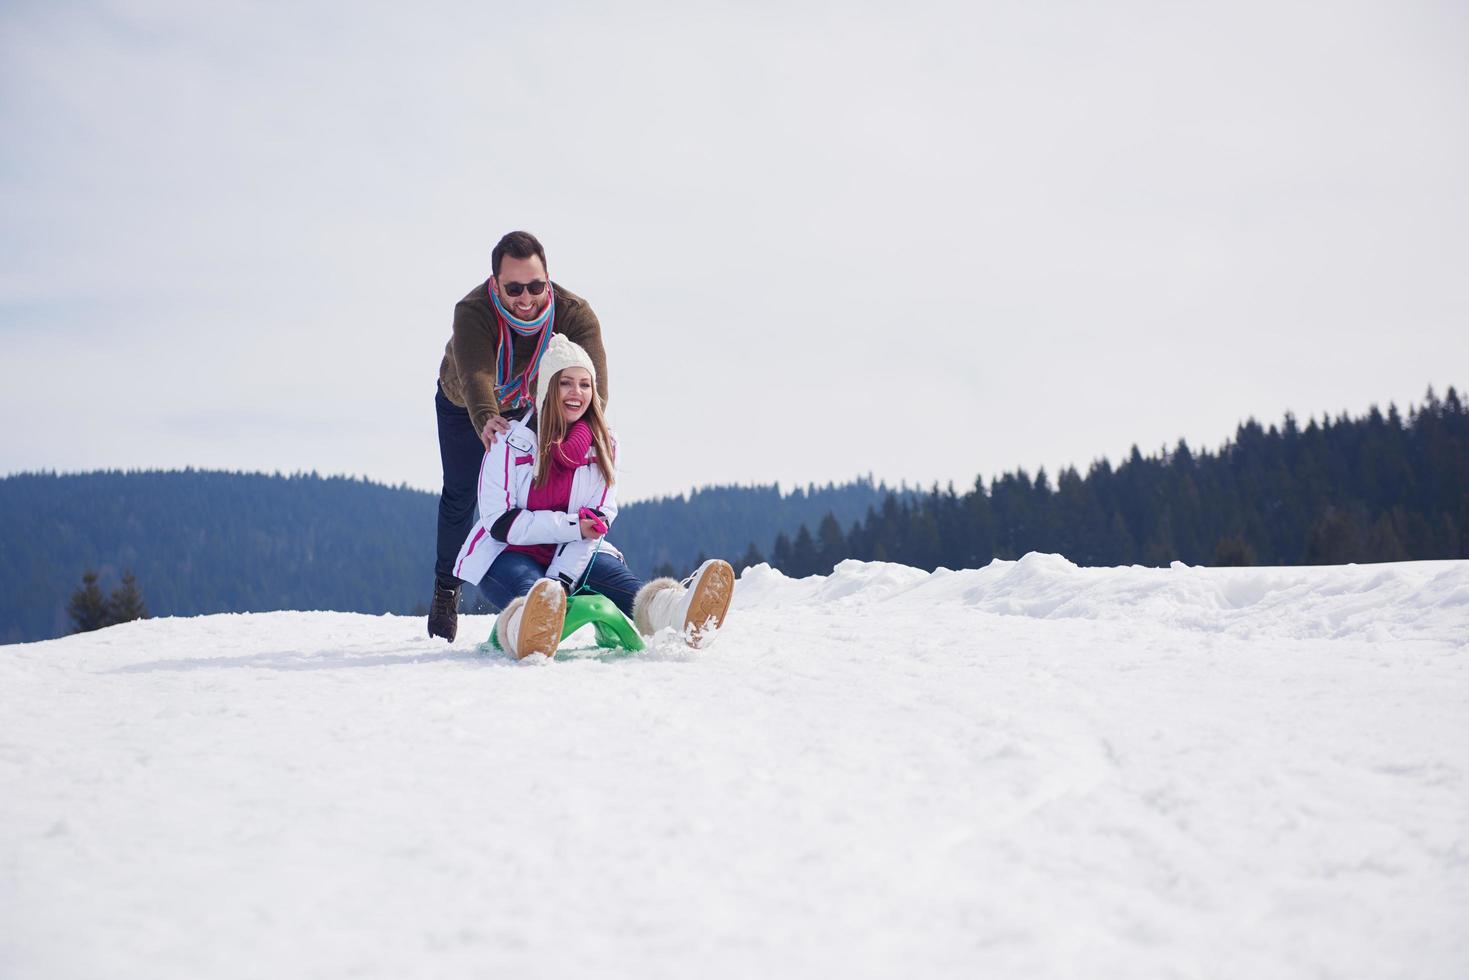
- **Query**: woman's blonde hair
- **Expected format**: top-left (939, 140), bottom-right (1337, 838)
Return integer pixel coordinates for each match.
top-left (534, 368), bottom-right (616, 488)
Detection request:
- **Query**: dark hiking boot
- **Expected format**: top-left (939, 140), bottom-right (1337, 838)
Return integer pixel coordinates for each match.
top-left (428, 580), bottom-right (460, 642)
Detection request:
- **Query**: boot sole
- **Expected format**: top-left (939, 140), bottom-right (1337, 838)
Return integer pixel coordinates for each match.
top-left (515, 581), bottom-right (567, 659)
top-left (684, 559), bottom-right (735, 645)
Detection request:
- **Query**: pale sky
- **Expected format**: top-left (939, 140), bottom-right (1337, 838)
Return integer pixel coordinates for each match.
top-left (3, 1), bottom-right (1466, 503)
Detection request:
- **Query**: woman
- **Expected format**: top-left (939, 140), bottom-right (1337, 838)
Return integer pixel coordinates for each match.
top-left (452, 334), bottom-right (734, 659)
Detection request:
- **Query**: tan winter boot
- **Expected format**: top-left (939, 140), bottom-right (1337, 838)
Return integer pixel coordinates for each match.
top-left (495, 579), bottom-right (567, 659)
top-left (633, 559), bottom-right (735, 647)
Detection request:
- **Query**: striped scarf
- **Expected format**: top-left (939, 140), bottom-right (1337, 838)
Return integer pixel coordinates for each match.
top-left (488, 280), bottom-right (556, 410)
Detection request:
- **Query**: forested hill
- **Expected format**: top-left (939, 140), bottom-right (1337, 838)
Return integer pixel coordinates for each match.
top-left (0, 471), bottom-right (902, 644)
top-left (0, 471), bottom-right (435, 644)
top-left (5, 389), bottom-right (1464, 643)
top-left (764, 387), bottom-right (1469, 576)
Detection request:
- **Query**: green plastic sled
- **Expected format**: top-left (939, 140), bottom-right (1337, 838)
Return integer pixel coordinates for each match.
top-left (488, 592), bottom-right (645, 653)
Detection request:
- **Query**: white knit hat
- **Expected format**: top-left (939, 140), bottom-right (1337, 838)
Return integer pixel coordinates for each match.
top-left (535, 333), bottom-right (597, 410)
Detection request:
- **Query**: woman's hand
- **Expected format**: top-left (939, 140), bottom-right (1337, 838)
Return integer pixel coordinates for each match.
top-left (579, 517), bottom-right (603, 539)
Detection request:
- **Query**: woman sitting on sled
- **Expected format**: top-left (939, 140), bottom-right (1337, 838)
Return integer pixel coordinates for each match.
top-left (451, 334), bottom-right (734, 659)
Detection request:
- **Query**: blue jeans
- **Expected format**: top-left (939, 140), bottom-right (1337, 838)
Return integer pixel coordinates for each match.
top-left (434, 384), bottom-right (484, 586)
top-left (479, 548), bottom-right (645, 620)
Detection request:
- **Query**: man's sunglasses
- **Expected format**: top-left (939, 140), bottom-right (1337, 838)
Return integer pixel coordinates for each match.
top-left (500, 279), bottom-right (548, 297)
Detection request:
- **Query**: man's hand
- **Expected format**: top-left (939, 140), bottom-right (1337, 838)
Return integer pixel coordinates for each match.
top-left (479, 415), bottom-right (511, 450)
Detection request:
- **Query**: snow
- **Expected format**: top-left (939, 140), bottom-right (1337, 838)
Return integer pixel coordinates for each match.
top-left (2, 555), bottom-right (1467, 979)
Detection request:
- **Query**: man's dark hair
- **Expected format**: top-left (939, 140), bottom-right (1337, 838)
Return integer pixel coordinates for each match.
top-left (492, 231), bottom-right (547, 277)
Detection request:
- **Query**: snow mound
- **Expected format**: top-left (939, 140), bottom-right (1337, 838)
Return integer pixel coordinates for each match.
top-left (734, 558), bottom-right (929, 607)
top-left (741, 552), bottom-right (1469, 644)
top-left (3, 557), bottom-right (1466, 979)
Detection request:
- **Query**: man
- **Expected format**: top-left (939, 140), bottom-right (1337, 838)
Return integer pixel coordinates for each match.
top-left (429, 231), bottom-right (609, 641)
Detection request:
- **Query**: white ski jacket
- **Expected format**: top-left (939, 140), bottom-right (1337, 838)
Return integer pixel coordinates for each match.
top-left (452, 412), bottom-right (621, 588)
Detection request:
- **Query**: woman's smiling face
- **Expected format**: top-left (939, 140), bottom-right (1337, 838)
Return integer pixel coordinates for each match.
top-left (556, 367), bottom-right (593, 424)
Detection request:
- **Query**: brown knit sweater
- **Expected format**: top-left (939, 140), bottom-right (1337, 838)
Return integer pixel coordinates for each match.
top-left (438, 280), bottom-right (609, 436)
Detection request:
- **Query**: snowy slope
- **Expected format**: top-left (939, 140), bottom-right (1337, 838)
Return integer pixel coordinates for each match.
top-left (2, 555), bottom-right (1467, 979)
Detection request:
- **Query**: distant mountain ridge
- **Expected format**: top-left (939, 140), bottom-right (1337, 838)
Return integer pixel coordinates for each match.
top-left (0, 470), bottom-right (903, 644)
top-left (6, 386), bottom-right (1462, 644)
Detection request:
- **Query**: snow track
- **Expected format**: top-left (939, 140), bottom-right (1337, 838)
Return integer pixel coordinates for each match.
top-left (2, 556), bottom-right (1466, 978)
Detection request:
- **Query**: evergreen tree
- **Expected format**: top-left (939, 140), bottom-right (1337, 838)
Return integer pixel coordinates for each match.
top-left (107, 571), bottom-right (148, 624)
top-left (1365, 512), bottom-right (1410, 563)
top-left (68, 570), bottom-right (109, 633)
top-left (1460, 495), bottom-right (1469, 558)
top-left (1213, 535), bottom-right (1257, 567)
top-left (816, 513), bottom-right (846, 570)
top-left (791, 526), bottom-right (819, 577)
top-left (738, 541), bottom-right (766, 571)
top-left (771, 533), bottom-right (794, 574)
top-left (1303, 506), bottom-right (1367, 565)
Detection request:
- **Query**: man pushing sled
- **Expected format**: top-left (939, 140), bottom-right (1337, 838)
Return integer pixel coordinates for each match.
top-left (429, 231), bottom-right (734, 657)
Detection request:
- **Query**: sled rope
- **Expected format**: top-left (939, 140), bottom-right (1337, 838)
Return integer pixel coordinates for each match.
top-left (568, 540), bottom-right (604, 598)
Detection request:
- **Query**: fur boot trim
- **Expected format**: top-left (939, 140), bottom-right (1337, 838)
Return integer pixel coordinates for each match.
top-left (633, 577), bottom-right (679, 635)
top-left (495, 595), bottom-right (526, 651)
